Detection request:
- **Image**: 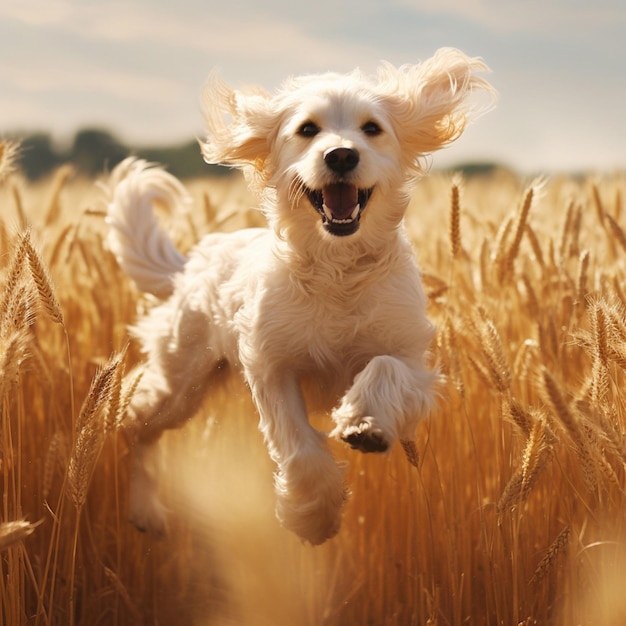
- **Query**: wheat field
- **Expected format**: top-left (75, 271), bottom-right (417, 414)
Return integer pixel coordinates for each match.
top-left (1, 139), bottom-right (626, 625)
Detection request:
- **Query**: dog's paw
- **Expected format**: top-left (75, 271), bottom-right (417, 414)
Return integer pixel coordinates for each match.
top-left (274, 455), bottom-right (347, 545)
top-left (129, 494), bottom-right (170, 538)
top-left (276, 489), bottom-right (346, 546)
top-left (336, 419), bottom-right (390, 453)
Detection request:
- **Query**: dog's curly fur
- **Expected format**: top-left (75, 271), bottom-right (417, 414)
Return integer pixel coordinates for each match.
top-left (106, 48), bottom-right (494, 545)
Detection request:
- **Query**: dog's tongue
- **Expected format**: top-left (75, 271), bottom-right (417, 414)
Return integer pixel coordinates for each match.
top-left (322, 183), bottom-right (358, 219)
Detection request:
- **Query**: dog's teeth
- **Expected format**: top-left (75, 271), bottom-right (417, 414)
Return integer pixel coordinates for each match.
top-left (322, 203), bottom-right (360, 224)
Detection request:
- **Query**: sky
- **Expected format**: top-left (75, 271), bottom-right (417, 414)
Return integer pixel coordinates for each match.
top-left (1, 0), bottom-right (625, 173)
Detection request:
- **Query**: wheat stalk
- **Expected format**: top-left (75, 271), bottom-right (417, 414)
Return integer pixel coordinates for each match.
top-left (0, 520), bottom-right (39, 551)
top-left (0, 139), bottom-right (19, 182)
top-left (11, 184), bottom-right (28, 231)
top-left (541, 367), bottom-right (600, 490)
top-left (491, 215), bottom-right (513, 281)
top-left (504, 397), bottom-right (533, 438)
top-left (104, 344), bottom-right (128, 432)
top-left (477, 316), bottom-right (511, 393)
top-left (24, 238), bottom-right (64, 325)
top-left (588, 303), bottom-right (611, 405)
top-left (576, 249), bottom-right (590, 304)
top-left (501, 185), bottom-right (534, 280)
top-left (531, 526), bottom-right (570, 584)
top-left (104, 566), bottom-right (141, 621)
top-left (521, 273), bottom-right (539, 319)
top-left (441, 317), bottom-right (464, 397)
top-left (43, 431), bottom-right (68, 500)
top-left (0, 329), bottom-right (31, 397)
top-left (449, 177), bottom-right (462, 258)
top-left (400, 439), bottom-right (420, 468)
top-left (68, 350), bottom-right (126, 509)
top-left (0, 231), bottom-right (31, 329)
top-left (521, 420), bottom-right (551, 489)
top-left (592, 183), bottom-right (605, 225)
top-left (557, 200), bottom-right (575, 263)
top-left (44, 165), bottom-right (74, 227)
top-left (615, 187), bottom-right (622, 220)
top-left (604, 213), bottom-right (626, 255)
top-left (498, 419), bottom-right (553, 513)
top-left (542, 368), bottom-right (581, 442)
top-left (524, 224), bottom-right (545, 271)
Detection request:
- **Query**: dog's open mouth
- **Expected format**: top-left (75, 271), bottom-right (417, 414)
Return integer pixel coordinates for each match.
top-left (306, 183), bottom-right (374, 237)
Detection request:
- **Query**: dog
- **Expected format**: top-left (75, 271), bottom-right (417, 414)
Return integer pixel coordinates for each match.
top-left (106, 47), bottom-right (493, 545)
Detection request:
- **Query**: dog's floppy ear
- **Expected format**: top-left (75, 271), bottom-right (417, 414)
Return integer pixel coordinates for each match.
top-left (200, 72), bottom-right (278, 184)
top-left (377, 48), bottom-right (496, 174)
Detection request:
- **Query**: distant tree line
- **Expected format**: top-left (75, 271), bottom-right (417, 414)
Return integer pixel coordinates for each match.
top-left (12, 127), bottom-right (505, 181)
top-left (13, 128), bottom-right (235, 180)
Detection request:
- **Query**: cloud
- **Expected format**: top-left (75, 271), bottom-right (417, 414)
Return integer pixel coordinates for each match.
top-left (0, 59), bottom-right (184, 103)
top-left (395, 0), bottom-right (626, 37)
top-left (0, 0), bottom-right (381, 78)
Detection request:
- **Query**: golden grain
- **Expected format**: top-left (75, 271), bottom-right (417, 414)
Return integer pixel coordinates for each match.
top-left (0, 520), bottom-right (38, 551)
top-left (3, 166), bottom-right (626, 625)
top-left (504, 397), bottom-right (533, 438)
top-left (521, 273), bottom-right (539, 319)
top-left (525, 224), bottom-right (546, 270)
top-left (604, 213), bottom-right (626, 255)
top-left (0, 231), bottom-right (31, 327)
top-left (449, 178), bottom-right (462, 258)
top-left (400, 439), bottom-right (419, 468)
top-left (531, 526), bottom-right (570, 584)
top-left (542, 367), bottom-right (581, 443)
top-left (68, 350), bottom-right (126, 508)
top-left (557, 200), bottom-right (575, 263)
top-left (42, 431), bottom-right (67, 500)
top-left (502, 185), bottom-right (534, 279)
top-left (0, 139), bottom-right (20, 182)
top-left (0, 328), bottom-right (30, 396)
top-left (576, 249), bottom-right (590, 304)
top-left (477, 316), bottom-right (511, 393)
top-left (24, 238), bottom-right (64, 324)
top-left (592, 183), bottom-right (605, 225)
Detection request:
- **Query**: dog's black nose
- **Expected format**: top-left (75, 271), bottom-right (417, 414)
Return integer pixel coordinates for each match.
top-left (324, 147), bottom-right (360, 175)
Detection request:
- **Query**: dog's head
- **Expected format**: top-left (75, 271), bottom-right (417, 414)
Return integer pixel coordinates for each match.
top-left (201, 48), bottom-right (495, 240)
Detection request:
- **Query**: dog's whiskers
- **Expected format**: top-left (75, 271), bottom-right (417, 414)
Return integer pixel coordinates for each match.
top-left (288, 177), bottom-right (307, 209)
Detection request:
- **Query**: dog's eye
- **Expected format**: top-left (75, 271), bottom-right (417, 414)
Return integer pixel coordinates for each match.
top-left (297, 122), bottom-right (320, 138)
top-left (362, 121), bottom-right (382, 137)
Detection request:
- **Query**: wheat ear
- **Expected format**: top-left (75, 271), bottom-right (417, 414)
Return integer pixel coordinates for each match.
top-left (498, 419), bottom-right (553, 512)
top-left (0, 520), bottom-right (39, 551)
top-left (24, 239), bottom-right (64, 325)
top-left (531, 526), bottom-right (570, 584)
top-left (504, 397), bottom-right (533, 438)
top-left (449, 177), bottom-right (462, 258)
top-left (0, 140), bottom-right (19, 182)
top-left (501, 185), bottom-right (534, 279)
top-left (576, 250), bottom-right (590, 304)
top-left (68, 350), bottom-right (126, 509)
top-left (592, 183), bottom-right (605, 225)
top-left (400, 439), bottom-right (419, 468)
top-left (477, 316), bottom-right (511, 393)
top-left (0, 231), bottom-right (31, 328)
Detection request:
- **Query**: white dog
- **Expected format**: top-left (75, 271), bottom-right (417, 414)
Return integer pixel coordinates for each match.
top-left (106, 48), bottom-right (493, 545)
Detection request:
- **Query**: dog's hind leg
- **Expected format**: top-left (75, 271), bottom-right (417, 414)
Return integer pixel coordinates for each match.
top-left (123, 304), bottom-right (222, 536)
top-left (247, 371), bottom-right (347, 545)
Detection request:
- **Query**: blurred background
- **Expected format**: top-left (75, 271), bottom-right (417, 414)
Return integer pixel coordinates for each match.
top-left (1, 0), bottom-right (625, 179)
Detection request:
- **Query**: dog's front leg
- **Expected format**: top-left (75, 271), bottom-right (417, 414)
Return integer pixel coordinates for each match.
top-left (247, 370), bottom-right (347, 545)
top-left (331, 355), bottom-right (437, 459)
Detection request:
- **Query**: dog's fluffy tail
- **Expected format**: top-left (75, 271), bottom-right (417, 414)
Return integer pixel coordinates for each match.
top-left (105, 158), bottom-right (189, 298)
